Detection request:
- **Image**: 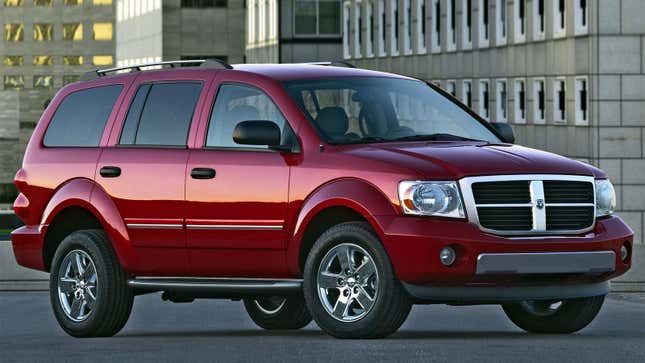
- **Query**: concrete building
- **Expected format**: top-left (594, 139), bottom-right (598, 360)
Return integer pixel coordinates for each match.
top-left (0, 0), bottom-right (115, 203)
top-left (115, 0), bottom-right (245, 67)
top-left (342, 0), bottom-right (645, 245)
top-left (246, 0), bottom-right (343, 63)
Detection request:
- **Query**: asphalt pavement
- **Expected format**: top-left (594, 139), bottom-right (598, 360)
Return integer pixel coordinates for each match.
top-left (1, 292), bottom-right (644, 363)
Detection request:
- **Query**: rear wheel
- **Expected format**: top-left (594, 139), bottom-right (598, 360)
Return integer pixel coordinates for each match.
top-left (243, 295), bottom-right (312, 330)
top-left (303, 222), bottom-right (412, 339)
top-left (50, 229), bottom-right (133, 337)
top-left (502, 295), bottom-right (605, 334)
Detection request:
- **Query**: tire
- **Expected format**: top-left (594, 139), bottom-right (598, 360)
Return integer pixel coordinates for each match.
top-left (502, 295), bottom-right (605, 334)
top-left (303, 221), bottom-right (412, 339)
top-left (243, 295), bottom-right (312, 330)
top-left (49, 229), bottom-right (134, 337)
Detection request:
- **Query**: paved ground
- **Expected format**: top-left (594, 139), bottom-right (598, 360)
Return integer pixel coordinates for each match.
top-left (1, 293), bottom-right (644, 363)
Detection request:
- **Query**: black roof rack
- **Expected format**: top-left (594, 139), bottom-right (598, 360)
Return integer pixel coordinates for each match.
top-left (302, 61), bottom-right (356, 68)
top-left (80, 58), bottom-right (233, 81)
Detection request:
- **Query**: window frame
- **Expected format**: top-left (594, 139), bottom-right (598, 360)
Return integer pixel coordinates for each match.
top-left (495, 0), bottom-right (506, 46)
top-left (574, 0), bottom-right (587, 35)
top-left (43, 84), bottom-right (124, 148)
top-left (462, 0), bottom-right (473, 50)
top-left (203, 82), bottom-right (298, 153)
top-left (495, 78), bottom-right (507, 122)
top-left (462, 79), bottom-right (473, 108)
top-left (430, 0), bottom-right (440, 53)
top-left (417, 0), bottom-right (427, 53)
top-left (117, 81), bottom-right (204, 149)
top-left (532, 77), bottom-right (546, 124)
top-left (390, 0), bottom-right (400, 55)
top-left (575, 76), bottom-right (589, 126)
top-left (293, 0), bottom-right (342, 37)
top-left (514, 0), bottom-right (525, 43)
top-left (403, 0), bottom-right (413, 54)
top-left (446, 0), bottom-right (457, 52)
top-left (553, 76), bottom-right (566, 124)
top-left (478, 79), bottom-right (490, 120)
top-left (377, 0), bottom-right (387, 56)
top-left (553, 0), bottom-right (566, 38)
top-left (533, 0), bottom-right (545, 41)
top-left (513, 78), bottom-right (526, 124)
top-left (478, 0), bottom-right (489, 48)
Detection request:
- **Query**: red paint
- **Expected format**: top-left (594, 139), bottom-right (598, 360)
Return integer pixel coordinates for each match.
top-left (11, 64), bottom-right (631, 288)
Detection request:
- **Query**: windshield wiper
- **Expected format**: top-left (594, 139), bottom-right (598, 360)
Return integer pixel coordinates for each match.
top-left (390, 133), bottom-right (486, 142)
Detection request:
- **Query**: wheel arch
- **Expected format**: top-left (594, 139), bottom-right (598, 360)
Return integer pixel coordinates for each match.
top-left (40, 178), bottom-right (136, 272)
top-left (287, 178), bottom-right (399, 275)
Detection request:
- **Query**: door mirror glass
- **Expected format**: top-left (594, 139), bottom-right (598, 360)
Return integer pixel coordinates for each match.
top-left (233, 120), bottom-right (281, 147)
top-left (489, 122), bottom-right (515, 143)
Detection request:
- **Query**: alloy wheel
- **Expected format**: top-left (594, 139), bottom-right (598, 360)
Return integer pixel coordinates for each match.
top-left (57, 249), bottom-right (98, 322)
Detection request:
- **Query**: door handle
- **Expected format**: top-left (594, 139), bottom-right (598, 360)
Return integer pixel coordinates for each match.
top-left (100, 166), bottom-right (121, 178)
top-left (191, 168), bottom-right (216, 179)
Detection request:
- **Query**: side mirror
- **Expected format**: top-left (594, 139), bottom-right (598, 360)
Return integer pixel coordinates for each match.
top-left (489, 122), bottom-right (515, 144)
top-left (233, 120), bottom-right (281, 147)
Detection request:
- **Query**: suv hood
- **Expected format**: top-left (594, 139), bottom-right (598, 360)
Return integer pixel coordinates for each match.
top-left (343, 142), bottom-right (604, 179)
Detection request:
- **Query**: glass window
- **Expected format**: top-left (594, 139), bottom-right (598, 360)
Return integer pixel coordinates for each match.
top-left (554, 0), bottom-right (565, 37)
top-left (533, 78), bottom-right (545, 124)
top-left (495, 79), bottom-right (507, 122)
top-left (3, 56), bottom-right (23, 66)
top-left (447, 0), bottom-right (456, 50)
top-left (34, 24), bottom-right (53, 41)
top-left (43, 85), bottom-right (123, 147)
top-left (120, 82), bottom-right (202, 146)
top-left (63, 55), bottom-right (83, 65)
top-left (64, 0), bottom-right (83, 5)
top-left (93, 23), bottom-right (113, 40)
top-left (514, 0), bottom-right (525, 42)
top-left (366, 1), bottom-right (374, 56)
top-left (390, 0), bottom-right (398, 54)
top-left (4, 24), bottom-right (24, 42)
top-left (354, 2), bottom-right (363, 57)
top-left (33, 56), bottom-right (53, 66)
top-left (34, 0), bottom-right (53, 5)
top-left (514, 79), bottom-right (526, 123)
top-left (4, 0), bottom-right (23, 6)
top-left (63, 75), bottom-right (80, 85)
top-left (462, 0), bottom-right (472, 49)
top-left (496, 0), bottom-right (506, 45)
top-left (417, 0), bottom-right (426, 52)
top-left (93, 55), bottom-right (113, 66)
top-left (574, 0), bottom-right (587, 35)
top-left (3, 75), bottom-right (24, 90)
top-left (575, 76), bottom-right (588, 125)
top-left (462, 80), bottom-right (472, 108)
top-left (34, 75), bottom-right (54, 89)
top-left (553, 78), bottom-right (566, 123)
top-left (479, 80), bottom-right (489, 120)
top-left (343, 3), bottom-right (350, 58)
top-left (479, 0), bottom-right (489, 46)
top-left (206, 84), bottom-right (288, 148)
top-left (533, 0), bottom-right (545, 39)
top-left (63, 23), bottom-right (83, 40)
top-left (180, 0), bottom-right (227, 7)
top-left (319, 0), bottom-right (341, 34)
top-left (283, 77), bottom-right (500, 145)
top-left (431, 0), bottom-right (440, 53)
top-left (294, 0), bottom-right (340, 35)
top-left (377, 0), bottom-right (385, 56)
top-left (295, 0), bottom-right (317, 34)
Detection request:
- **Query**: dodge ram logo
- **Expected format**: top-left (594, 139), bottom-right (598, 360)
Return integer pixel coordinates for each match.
top-left (536, 199), bottom-right (545, 209)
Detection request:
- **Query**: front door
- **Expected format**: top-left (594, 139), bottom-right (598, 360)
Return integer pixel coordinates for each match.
top-left (97, 74), bottom-right (209, 275)
top-left (185, 82), bottom-right (295, 277)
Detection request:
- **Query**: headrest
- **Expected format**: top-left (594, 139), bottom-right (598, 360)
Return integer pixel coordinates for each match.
top-left (315, 107), bottom-right (349, 138)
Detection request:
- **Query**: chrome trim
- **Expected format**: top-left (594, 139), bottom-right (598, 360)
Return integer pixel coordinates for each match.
top-left (126, 223), bottom-right (183, 230)
top-left (127, 277), bottom-right (303, 294)
top-left (185, 224), bottom-right (283, 231)
top-left (476, 251), bottom-right (616, 275)
top-left (459, 174), bottom-right (596, 236)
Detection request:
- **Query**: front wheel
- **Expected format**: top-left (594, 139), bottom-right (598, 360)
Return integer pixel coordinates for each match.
top-left (303, 222), bottom-right (412, 339)
top-left (243, 295), bottom-right (312, 330)
top-left (502, 295), bottom-right (605, 334)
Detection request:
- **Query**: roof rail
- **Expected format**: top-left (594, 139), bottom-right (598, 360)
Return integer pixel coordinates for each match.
top-left (303, 61), bottom-right (356, 68)
top-left (80, 58), bottom-right (233, 81)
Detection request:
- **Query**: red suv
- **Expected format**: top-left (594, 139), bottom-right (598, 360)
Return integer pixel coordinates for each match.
top-left (11, 60), bottom-right (632, 339)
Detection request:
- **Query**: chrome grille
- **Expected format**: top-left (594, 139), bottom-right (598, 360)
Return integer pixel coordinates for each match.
top-left (459, 175), bottom-right (596, 236)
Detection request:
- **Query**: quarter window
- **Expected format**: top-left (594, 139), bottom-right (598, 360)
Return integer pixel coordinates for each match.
top-left (206, 84), bottom-right (288, 149)
top-left (44, 85), bottom-right (123, 147)
top-left (119, 82), bottom-right (202, 146)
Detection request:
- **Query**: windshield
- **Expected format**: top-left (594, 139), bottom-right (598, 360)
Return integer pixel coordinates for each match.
top-left (283, 77), bottom-right (501, 145)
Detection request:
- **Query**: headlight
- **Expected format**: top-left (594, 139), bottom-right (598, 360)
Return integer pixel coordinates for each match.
top-left (398, 181), bottom-right (465, 218)
top-left (595, 179), bottom-right (616, 217)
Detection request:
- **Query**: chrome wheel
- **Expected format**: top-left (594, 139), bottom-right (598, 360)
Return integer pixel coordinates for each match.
top-left (57, 249), bottom-right (98, 322)
top-left (317, 243), bottom-right (379, 322)
top-left (520, 300), bottom-right (564, 317)
top-left (254, 296), bottom-right (287, 315)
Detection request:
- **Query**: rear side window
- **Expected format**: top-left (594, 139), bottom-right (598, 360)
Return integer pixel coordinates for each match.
top-left (119, 82), bottom-right (202, 146)
top-left (43, 85), bottom-right (122, 147)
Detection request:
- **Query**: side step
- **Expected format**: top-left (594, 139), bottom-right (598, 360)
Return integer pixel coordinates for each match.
top-left (128, 277), bottom-right (303, 299)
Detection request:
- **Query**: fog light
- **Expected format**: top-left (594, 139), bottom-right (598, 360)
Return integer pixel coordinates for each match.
top-left (440, 247), bottom-right (456, 266)
top-left (621, 244), bottom-right (629, 262)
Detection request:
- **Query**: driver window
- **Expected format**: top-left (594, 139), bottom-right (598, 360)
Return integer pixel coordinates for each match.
top-left (206, 84), bottom-right (287, 148)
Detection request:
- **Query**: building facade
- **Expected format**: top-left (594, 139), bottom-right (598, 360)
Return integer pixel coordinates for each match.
top-left (0, 0), bottom-right (115, 203)
top-left (116, 0), bottom-right (245, 67)
top-left (342, 0), bottom-right (645, 244)
top-left (246, 0), bottom-right (343, 63)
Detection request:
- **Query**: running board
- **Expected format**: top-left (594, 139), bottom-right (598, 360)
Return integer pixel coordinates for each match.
top-left (127, 277), bottom-right (303, 298)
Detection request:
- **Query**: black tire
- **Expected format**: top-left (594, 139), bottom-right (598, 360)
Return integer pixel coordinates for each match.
top-left (303, 222), bottom-right (412, 339)
top-left (502, 295), bottom-right (605, 334)
top-left (243, 295), bottom-right (312, 330)
top-left (49, 229), bottom-right (134, 337)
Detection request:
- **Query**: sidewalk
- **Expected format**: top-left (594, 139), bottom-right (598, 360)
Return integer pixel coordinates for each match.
top-left (1, 239), bottom-right (643, 292)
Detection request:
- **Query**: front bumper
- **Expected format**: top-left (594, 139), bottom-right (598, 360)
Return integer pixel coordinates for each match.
top-left (378, 215), bottom-right (633, 286)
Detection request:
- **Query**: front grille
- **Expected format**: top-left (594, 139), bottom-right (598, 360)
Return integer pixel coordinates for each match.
top-left (546, 206), bottom-right (595, 230)
top-left (463, 176), bottom-right (596, 235)
top-left (477, 207), bottom-right (533, 231)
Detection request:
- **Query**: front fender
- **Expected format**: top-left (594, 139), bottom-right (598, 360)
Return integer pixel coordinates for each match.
top-left (286, 178), bottom-right (399, 275)
top-left (41, 178), bottom-right (137, 272)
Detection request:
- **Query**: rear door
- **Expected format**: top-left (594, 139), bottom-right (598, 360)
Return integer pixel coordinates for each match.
top-left (97, 72), bottom-right (213, 276)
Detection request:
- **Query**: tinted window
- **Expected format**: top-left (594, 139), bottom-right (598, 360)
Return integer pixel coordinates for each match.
top-left (43, 85), bottom-right (122, 147)
top-left (206, 84), bottom-right (289, 149)
top-left (119, 82), bottom-right (202, 146)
